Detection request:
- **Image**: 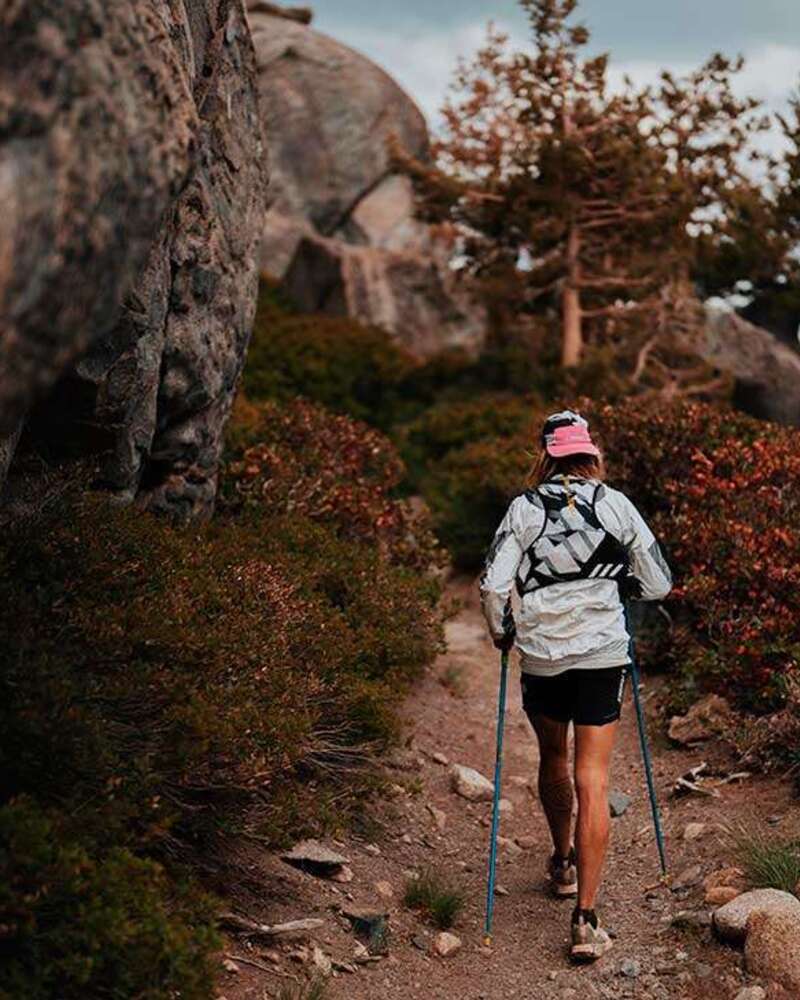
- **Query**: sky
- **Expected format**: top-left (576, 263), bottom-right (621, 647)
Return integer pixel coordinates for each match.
top-left (313, 0), bottom-right (800, 144)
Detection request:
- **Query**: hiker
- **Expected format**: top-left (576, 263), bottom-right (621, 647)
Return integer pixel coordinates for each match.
top-left (480, 410), bottom-right (671, 961)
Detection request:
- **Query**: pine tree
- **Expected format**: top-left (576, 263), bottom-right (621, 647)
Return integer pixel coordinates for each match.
top-left (400, 0), bottom-right (767, 375)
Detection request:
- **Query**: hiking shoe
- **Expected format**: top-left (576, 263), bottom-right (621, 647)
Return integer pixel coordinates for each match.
top-left (570, 908), bottom-right (613, 963)
top-left (547, 847), bottom-right (578, 898)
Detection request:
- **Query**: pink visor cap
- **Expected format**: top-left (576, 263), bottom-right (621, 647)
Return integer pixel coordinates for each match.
top-left (542, 411), bottom-right (600, 458)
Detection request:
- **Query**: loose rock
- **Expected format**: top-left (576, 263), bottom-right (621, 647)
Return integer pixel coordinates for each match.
top-left (433, 932), bottom-right (463, 957)
top-left (619, 958), bottom-right (641, 978)
top-left (311, 945), bottom-right (332, 977)
top-left (668, 694), bottom-right (733, 745)
top-left (450, 764), bottom-right (494, 802)
top-left (705, 886), bottom-right (743, 907)
top-left (432, 752), bottom-right (449, 766)
top-left (282, 840), bottom-right (350, 877)
top-left (713, 889), bottom-right (800, 946)
top-left (682, 822), bottom-right (709, 841)
top-left (515, 836), bottom-right (537, 850)
top-left (609, 791), bottom-right (632, 817)
top-left (672, 864), bottom-right (703, 891)
top-left (733, 988), bottom-right (766, 1000)
top-left (331, 865), bottom-right (354, 884)
top-left (427, 803), bottom-right (447, 832)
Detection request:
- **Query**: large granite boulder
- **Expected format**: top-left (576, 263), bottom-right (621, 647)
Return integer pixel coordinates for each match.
top-left (702, 306), bottom-right (800, 427)
top-left (248, 3), bottom-right (485, 357)
top-left (0, 0), bottom-right (266, 518)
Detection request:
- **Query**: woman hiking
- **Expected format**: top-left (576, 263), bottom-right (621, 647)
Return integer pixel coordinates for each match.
top-left (480, 410), bottom-right (672, 962)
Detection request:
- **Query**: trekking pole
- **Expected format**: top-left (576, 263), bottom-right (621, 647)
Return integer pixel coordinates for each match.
top-left (484, 648), bottom-right (509, 946)
top-left (625, 606), bottom-right (668, 876)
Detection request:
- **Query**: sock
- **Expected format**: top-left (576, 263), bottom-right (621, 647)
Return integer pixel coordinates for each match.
top-left (572, 906), bottom-right (598, 928)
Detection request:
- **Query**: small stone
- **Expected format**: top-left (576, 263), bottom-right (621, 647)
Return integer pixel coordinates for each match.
top-left (427, 803), bottom-right (447, 832)
top-left (515, 835), bottom-right (537, 850)
top-left (705, 885), bottom-right (742, 906)
top-left (331, 865), bottom-right (354, 884)
top-left (548, 970), bottom-right (558, 980)
top-left (672, 863), bottom-right (703, 891)
top-left (671, 910), bottom-right (712, 930)
top-left (401, 833), bottom-right (413, 845)
top-left (288, 946), bottom-right (310, 963)
top-left (733, 988), bottom-right (766, 1000)
top-left (508, 775), bottom-right (530, 787)
top-left (767, 814), bottom-right (782, 825)
top-left (411, 933), bottom-right (428, 951)
top-left (375, 880), bottom-right (394, 899)
top-left (364, 843), bottom-right (381, 856)
top-left (498, 798), bottom-right (514, 814)
top-left (703, 866), bottom-right (746, 892)
top-left (282, 840), bottom-right (350, 876)
top-left (619, 958), bottom-right (641, 978)
top-left (495, 884), bottom-right (509, 896)
top-left (496, 835), bottom-right (522, 856)
top-left (433, 931), bottom-right (462, 957)
top-left (222, 958), bottom-right (240, 974)
top-left (713, 888), bottom-right (800, 946)
top-left (608, 790), bottom-right (632, 817)
top-left (682, 822), bottom-right (709, 841)
top-left (449, 764), bottom-right (494, 802)
top-left (432, 752), bottom-right (449, 765)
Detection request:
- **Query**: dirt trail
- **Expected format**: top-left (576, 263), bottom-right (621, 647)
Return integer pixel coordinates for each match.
top-left (223, 580), bottom-right (795, 1000)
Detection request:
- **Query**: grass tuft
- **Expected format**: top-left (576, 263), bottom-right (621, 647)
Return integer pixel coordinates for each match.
top-left (404, 867), bottom-right (465, 929)
top-left (731, 824), bottom-right (800, 894)
top-left (277, 976), bottom-right (327, 1000)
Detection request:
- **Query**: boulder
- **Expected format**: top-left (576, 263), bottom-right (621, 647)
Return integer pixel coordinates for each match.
top-left (668, 694), bottom-right (734, 745)
top-left (449, 764), bottom-right (494, 802)
top-left (0, 0), bottom-right (266, 518)
top-left (284, 230), bottom-right (485, 357)
top-left (713, 889), bottom-right (800, 947)
top-left (701, 306), bottom-right (800, 427)
top-left (247, 3), bottom-right (486, 357)
top-left (745, 909), bottom-right (800, 993)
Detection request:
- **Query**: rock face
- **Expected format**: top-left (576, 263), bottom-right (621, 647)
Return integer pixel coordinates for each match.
top-left (702, 306), bottom-right (800, 427)
top-left (247, 3), bottom-right (485, 357)
top-left (0, 0), bottom-right (266, 518)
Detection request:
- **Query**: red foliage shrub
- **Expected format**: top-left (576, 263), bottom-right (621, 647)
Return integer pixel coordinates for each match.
top-left (223, 396), bottom-right (444, 572)
top-left (591, 400), bottom-right (800, 712)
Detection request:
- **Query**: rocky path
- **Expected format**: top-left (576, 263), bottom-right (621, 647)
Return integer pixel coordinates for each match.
top-left (221, 579), bottom-right (797, 1000)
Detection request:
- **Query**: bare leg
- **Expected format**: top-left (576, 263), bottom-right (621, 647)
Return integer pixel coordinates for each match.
top-left (531, 714), bottom-right (573, 858)
top-left (573, 721), bottom-right (619, 910)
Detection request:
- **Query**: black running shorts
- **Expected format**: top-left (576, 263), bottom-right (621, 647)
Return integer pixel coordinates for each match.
top-left (520, 666), bottom-right (628, 727)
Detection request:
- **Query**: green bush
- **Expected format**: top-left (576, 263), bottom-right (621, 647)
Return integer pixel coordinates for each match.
top-left (422, 433), bottom-right (533, 570)
top-left (0, 798), bottom-right (218, 1000)
top-left (0, 399), bottom-right (445, 996)
top-left (243, 282), bottom-right (415, 430)
top-left (398, 393), bottom-right (538, 489)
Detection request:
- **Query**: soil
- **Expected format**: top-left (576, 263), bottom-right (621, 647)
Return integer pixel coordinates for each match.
top-left (220, 579), bottom-right (798, 1000)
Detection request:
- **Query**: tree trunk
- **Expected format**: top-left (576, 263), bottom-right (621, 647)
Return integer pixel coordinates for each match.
top-left (561, 224), bottom-right (582, 367)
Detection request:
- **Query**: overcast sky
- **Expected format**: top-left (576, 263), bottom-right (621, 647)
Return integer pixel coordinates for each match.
top-left (313, 0), bottom-right (800, 142)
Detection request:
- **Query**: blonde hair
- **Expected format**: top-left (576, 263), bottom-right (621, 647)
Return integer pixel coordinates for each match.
top-left (526, 448), bottom-right (606, 489)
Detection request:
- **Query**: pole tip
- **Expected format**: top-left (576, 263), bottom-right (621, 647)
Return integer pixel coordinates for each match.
top-left (483, 934), bottom-right (492, 948)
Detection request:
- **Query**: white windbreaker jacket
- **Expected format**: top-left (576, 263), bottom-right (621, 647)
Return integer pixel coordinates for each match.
top-left (480, 478), bottom-right (672, 676)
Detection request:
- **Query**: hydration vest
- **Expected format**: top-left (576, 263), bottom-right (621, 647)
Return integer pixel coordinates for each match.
top-left (515, 479), bottom-right (630, 596)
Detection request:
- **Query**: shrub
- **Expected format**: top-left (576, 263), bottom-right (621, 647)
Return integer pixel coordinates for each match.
top-left (398, 393), bottom-right (538, 489)
top-left (404, 867), bottom-right (465, 929)
top-left (0, 398), bottom-right (445, 995)
top-left (243, 282), bottom-right (415, 430)
top-left (422, 433), bottom-right (532, 570)
top-left (0, 798), bottom-right (218, 1000)
top-left (223, 396), bottom-right (445, 573)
